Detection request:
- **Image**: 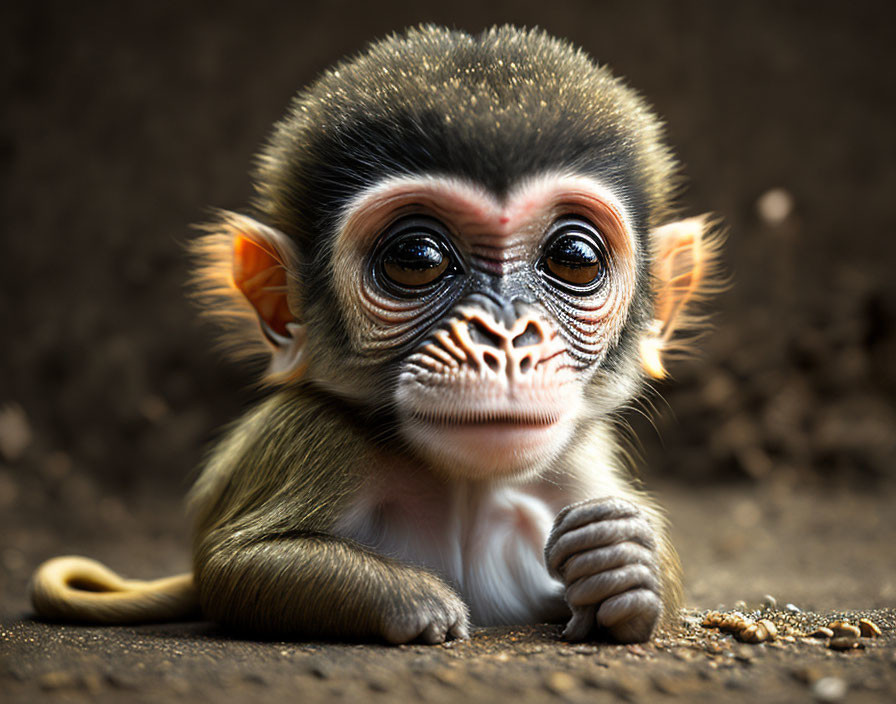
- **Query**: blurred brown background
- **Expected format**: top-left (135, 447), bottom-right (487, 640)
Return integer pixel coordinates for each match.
top-left (1, 0), bottom-right (895, 532)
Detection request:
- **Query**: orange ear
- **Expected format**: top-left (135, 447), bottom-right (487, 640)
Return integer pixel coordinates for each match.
top-left (232, 234), bottom-right (293, 340)
top-left (190, 212), bottom-right (307, 382)
top-left (640, 216), bottom-right (725, 378)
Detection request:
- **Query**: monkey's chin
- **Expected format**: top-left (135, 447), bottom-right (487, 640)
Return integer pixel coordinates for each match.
top-left (401, 414), bottom-right (575, 481)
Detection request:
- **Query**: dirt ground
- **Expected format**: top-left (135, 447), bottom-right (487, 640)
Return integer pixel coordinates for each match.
top-left (2, 1), bottom-right (895, 703)
top-left (2, 480), bottom-right (895, 703)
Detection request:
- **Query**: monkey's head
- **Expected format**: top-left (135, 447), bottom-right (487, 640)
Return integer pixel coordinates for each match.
top-left (194, 26), bottom-right (721, 481)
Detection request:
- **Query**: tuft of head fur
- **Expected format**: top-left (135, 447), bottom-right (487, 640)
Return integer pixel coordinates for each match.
top-left (254, 25), bottom-right (680, 256)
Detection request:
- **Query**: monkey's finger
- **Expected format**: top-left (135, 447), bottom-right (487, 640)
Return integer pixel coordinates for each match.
top-left (559, 542), bottom-right (656, 583)
top-left (565, 564), bottom-right (657, 608)
top-left (448, 616), bottom-right (470, 640)
top-left (551, 497), bottom-right (640, 537)
top-left (419, 620), bottom-right (450, 644)
top-left (561, 605), bottom-right (597, 642)
top-left (597, 589), bottom-right (662, 644)
top-left (545, 517), bottom-right (656, 578)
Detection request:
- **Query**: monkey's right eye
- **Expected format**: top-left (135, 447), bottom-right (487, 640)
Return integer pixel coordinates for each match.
top-left (376, 219), bottom-right (459, 292)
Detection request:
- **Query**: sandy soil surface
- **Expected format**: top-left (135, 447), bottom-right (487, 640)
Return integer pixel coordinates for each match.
top-left (2, 481), bottom-right (894, 704)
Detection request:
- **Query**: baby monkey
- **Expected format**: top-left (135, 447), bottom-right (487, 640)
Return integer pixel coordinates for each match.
top-left (31, 25), bottom-right (722, 644)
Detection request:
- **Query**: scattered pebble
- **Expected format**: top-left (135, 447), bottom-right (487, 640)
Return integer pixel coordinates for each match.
top-left (545, 671), bottom-right (578, 694)
top-left (828, 636), bottom-right (863, 651)
top-left (702, 611), bottom-right (722, 628)
top-left (828, 621), bottom-right (860, 639)
top-left (785, 603), bottom-right (802, 613)
top-left (737, 623), bottom-right (767, 644)
top-left (811, 676), bottom-right (848, 703)
top-left (703, 610), bottom-right (782, 644)
top-left (858, 618), bottom-right (881, 638)
top-left (758, 619), bottom-right (778, 642)
top-left (809, 627), bottom-right (834, 639)
top-left (762, 595), bottom-right (778, 609)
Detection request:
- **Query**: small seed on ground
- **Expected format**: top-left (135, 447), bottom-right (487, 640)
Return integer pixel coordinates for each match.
top-left (828, 636), bottom-right (862, 651)
top-left (737, 624), bottom-right (768, 644)
top-left (545, 672), bottom-right (578, 694)
top-left (720, 615), bottom-right (747, 632)
top-left (757, 619), bottom-right (777, 642)
top-left (858, 618), bottom-right (881, 638)
top-left (809, 627), bottom-right (834, 639)
top-left (828, 621), bottom-right (861, 638)
top-left (702, 612), bottom-right (722, 627)
top-left (811, 676), bottom-right (847, 703)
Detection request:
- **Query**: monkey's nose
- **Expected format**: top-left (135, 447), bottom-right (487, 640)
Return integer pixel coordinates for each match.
top-left (467, 315), bottom-right (545, 350)
top-left (450, 309), bottom-right (552, 380)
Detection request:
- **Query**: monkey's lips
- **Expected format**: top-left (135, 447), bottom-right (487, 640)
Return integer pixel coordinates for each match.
top-left (404, 407), bottom-right (572, 478)
top-left (416, 414), bottom-right (562, 451)
top-left (411, 410), bottom-right (562, 428)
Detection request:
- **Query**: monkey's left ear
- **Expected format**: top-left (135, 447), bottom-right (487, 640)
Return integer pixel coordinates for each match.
top-left (191, 212), bottom-right (307, 383)
top-left (640, 216), bottom-right (725, 378)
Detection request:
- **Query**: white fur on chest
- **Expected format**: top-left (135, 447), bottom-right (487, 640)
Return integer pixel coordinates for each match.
top-left (334, 471), bottom-right (570, 625)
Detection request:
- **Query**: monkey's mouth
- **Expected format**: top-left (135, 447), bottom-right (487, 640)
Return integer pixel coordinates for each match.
top-left (403, 405), bottom-right (572, 477)
top-left (411, 410), bottom-right (561, 428)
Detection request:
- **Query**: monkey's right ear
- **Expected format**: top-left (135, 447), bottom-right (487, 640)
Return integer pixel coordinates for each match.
top-left (190, 212), bottom-right (307, 382)
top-left (640, 216), bottom-right (725, 379)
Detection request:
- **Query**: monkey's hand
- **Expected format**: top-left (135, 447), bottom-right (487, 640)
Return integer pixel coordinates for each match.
top-left (379, 570), bottom-right (470, 645)
top-left (544, 497), bottom-right (662, 643)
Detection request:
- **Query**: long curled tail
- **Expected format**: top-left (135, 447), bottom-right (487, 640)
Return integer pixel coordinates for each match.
top-left (30, 556), bottom-right (201, 624)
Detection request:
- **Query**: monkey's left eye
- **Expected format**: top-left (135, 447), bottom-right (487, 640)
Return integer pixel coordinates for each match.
top-left (538, 218), bottom-right (609, 293)
top-left (376, 218), bottom-right (459, 292)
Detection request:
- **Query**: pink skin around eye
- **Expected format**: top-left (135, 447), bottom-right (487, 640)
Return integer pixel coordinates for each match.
top-left (330, 172), bottom-right (638, 355)
top-left (336, 172), bottom-right (636, 274)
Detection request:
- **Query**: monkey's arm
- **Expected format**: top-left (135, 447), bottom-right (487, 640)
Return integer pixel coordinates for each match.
top-left (195, 530), bottom-right (467, 642)
top-left (190, 389), bottom-right (468, 643)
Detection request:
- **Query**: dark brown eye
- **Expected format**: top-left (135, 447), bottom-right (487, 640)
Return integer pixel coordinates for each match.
top-left (540, 219), bottom-right (608, 292)
top-left (381, 235), bottom-right (450, 288)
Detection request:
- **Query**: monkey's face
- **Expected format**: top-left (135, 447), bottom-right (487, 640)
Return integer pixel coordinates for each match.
top-left (194, 26), bottom-right (720, 482)
top-left (329, 172), bottom-right (641, 480)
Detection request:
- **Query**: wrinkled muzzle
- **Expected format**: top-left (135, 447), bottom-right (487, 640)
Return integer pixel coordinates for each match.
top-left (395, 302), bottom-right (583, 479)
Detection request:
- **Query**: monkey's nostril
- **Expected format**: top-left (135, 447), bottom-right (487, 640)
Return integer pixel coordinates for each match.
top-left (482, 351), bottom-right (501, 372)
top-left (512, 322), bottom-right (543, 348)
top-left (468, 318), bottom-right (505, 348)
top-left (519, 356), bottom-right (532, 373)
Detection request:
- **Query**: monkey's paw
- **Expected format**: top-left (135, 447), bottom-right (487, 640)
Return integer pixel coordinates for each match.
top-left (380, 578), bottom-right (470, 645)
top-left (544, 497), bottom-right (663, 643)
